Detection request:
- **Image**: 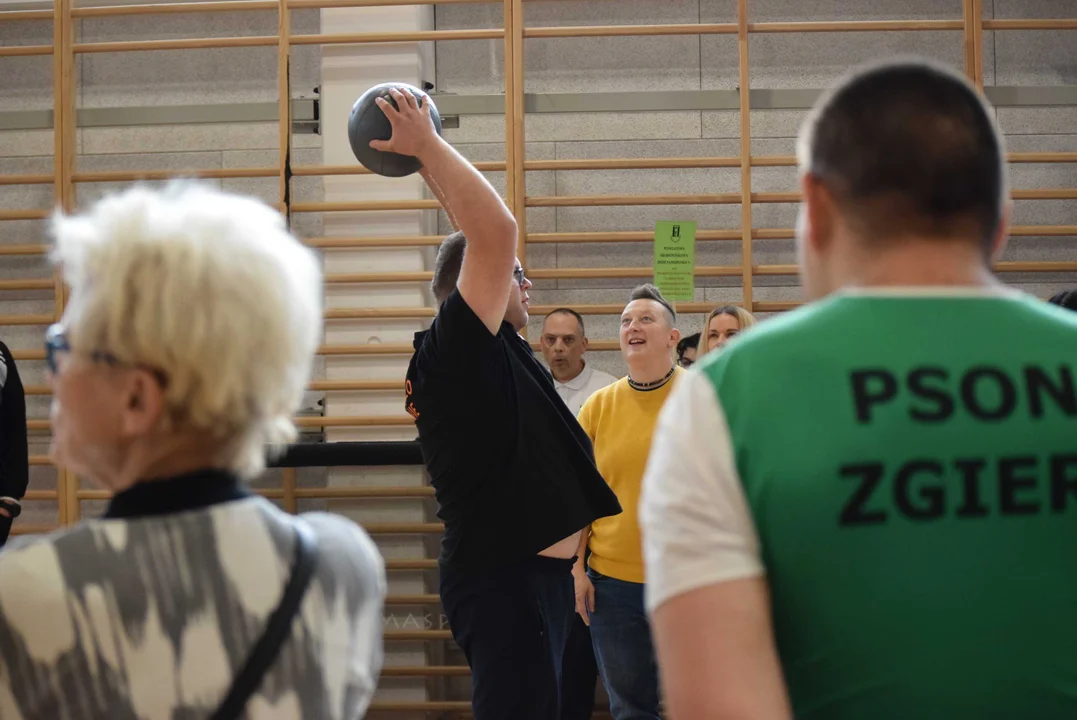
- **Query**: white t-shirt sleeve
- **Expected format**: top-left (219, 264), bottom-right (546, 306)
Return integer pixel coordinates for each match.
top-left (640, 368), bottom-right (764, 614)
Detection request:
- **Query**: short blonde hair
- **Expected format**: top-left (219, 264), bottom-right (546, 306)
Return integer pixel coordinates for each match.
top-left (698, 305), bottom-right (756, 360)
top-left (51, 182), bottom-right (322, 479)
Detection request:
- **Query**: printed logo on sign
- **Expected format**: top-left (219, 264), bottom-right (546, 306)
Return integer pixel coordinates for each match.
top-left (653, 220), bottom-right (696, 302)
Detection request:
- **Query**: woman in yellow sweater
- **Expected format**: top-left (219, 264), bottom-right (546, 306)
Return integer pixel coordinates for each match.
top-left (573, 284), bottom-right (684, 720)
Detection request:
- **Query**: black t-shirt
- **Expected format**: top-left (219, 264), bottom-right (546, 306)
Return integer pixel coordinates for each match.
top-left (405, 290), bottom-right (621, 573)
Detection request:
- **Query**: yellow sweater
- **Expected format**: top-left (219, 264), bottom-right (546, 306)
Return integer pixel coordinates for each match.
top-left (576, 368), bottom-right (684, 584)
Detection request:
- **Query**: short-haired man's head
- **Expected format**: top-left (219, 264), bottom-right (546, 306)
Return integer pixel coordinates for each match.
top-left (628, 283), bottom-right (676, 326)
top-left (430, 231), bottom-right (530, 330)
top-left (540, 308), bottom-right (588, 382)
top-left (676, 332), bottom-right (700, 368)
top-left (621, 284), bottom-right (680, 362)
top-left (1048, 290), bottom-right (1077, 312)
top-left (543, 308), bottom-right (585, 337)
top-left (677, 332), bottom-right (699, 359)
top-left (796, 57), bottom-right (1007, 252)
top-left (431, 231), bottom-right (467, 304)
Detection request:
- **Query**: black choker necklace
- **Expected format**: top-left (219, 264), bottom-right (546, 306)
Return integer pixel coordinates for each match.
top-left (628, 365), bottom-right (676, 391)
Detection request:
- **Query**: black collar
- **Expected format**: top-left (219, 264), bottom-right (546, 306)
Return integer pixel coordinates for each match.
top-left (627, 365), bottom-right (677, 392)
top-left (104, 468), bottom-right (251, 520)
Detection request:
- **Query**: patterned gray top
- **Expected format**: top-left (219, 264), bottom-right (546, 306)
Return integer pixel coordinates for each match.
top-left (0, 497), bottom-right (385, 719)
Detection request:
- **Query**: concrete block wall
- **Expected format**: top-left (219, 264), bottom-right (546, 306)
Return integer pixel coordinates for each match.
top-left (434, 0), bottom-right (1077, 378)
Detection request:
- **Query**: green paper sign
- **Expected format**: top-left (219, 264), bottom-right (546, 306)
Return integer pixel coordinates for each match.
top-left (653, 221), bottom-right (696, 301)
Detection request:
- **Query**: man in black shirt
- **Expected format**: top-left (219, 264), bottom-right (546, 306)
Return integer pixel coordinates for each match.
top-left (375, 90), bottom-right (621, 718)
top-left (0, 340), bottom-right (29, 546)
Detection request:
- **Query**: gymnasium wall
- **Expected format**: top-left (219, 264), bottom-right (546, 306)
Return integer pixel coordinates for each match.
top-left (0, 8), bottom-right (326, 524)
top-left (435, 0), bottom-right (1077, 378)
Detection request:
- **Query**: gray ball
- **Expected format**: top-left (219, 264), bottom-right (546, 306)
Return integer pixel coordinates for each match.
top-left (347, 82), bottom-right (442, 178)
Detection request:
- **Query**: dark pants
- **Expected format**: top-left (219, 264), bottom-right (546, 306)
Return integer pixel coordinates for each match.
top-left (441, 555), bottom-right (576, 720)
top-left (561, 612), bottom-right (599, 719)
top-left (587, 569), bottom-right (661, 720)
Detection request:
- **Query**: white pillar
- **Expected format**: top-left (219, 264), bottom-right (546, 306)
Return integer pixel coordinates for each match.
top-left (320, 6), bottom-right (436, 442)
top-left (319, 8), bottom-right (439, 712)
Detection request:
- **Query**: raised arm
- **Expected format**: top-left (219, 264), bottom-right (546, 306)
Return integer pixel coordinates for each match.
top-left (370, 88), bottom-right (517, 334)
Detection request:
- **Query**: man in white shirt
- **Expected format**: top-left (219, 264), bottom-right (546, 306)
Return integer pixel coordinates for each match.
top-left (540, 308), bottom-right (618, 416)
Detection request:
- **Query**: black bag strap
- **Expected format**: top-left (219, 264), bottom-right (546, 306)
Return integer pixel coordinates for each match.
top-left (211, 520), bottom-right (319, 720)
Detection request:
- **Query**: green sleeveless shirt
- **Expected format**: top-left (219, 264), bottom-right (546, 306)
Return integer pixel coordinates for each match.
top-left (642, 289), bottom-right (1077, 719)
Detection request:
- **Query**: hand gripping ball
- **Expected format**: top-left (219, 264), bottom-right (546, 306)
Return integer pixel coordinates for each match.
top-left (347, 82), bottom-right (443, 178)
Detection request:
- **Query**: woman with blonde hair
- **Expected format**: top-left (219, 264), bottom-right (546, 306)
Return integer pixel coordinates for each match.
top-left (0, 182), bottom-right (385, 720)
top-left (697, 305), bottom-right (756, 359)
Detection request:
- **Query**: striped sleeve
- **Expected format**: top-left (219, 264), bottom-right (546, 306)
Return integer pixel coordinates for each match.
top-left (639, 368), bottom-right (764, 614)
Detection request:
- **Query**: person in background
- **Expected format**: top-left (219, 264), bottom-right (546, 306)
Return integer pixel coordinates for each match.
top-left (697, 305), bottom-right (756, 361)
top-left (641, 57), bottom-right (1077, 719)
top-left (676, 332), bottom-right (700, 369)
top-left (1047, 289), bottom-right (1077, 311)
top-left (540, 308), bottom-right (618, 416)
top-left (573, 284), bottom-right (684, 720)
top-left (0, 183), bottom-right (386, 719)
top-left (0, 339), bottom-right (28, 546)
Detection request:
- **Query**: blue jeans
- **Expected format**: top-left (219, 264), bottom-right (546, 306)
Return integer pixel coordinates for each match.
top-left (586, 569), bottom-right (661, 720)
